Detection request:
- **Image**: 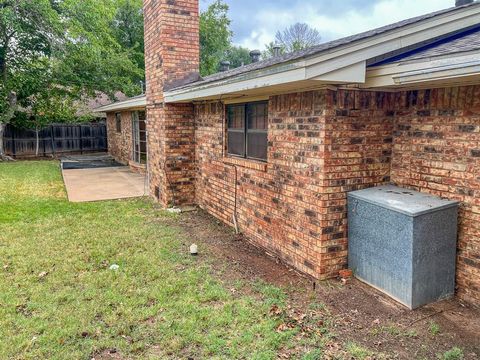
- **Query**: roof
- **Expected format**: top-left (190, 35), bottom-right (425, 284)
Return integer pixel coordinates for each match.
top-left (376, 27), bottom-right (480, 64)
top-left (78, 92), bottom-right (128, 116)
top-left (94, 95), bottom-right (146, 113)
top-left (172, 1), bottom-right (480, 92)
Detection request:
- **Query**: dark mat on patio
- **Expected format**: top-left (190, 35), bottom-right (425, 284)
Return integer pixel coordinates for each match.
top-left (61, 154), bottom-right (125, 170)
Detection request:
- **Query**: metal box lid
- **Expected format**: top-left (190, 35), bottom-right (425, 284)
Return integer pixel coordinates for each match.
top-left (348, 185), bottom-right (459, 217)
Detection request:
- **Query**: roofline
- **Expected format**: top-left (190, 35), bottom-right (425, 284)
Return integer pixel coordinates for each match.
top-left (94, 95), bottom-right (147, 112)
top-left (165, 3), bottom-right (480, 103)
top-left (364, 50), bottom-right (480, 88)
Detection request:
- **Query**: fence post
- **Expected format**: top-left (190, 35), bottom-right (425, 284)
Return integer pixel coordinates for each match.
top-left (51, 125), bottom-right (56, 156)
top-left (43, 129), bottom-right (46, 157)
top-left (79, 125), bottom-right (83, 154)
top-left (11, 127), bottom-right (16, 158)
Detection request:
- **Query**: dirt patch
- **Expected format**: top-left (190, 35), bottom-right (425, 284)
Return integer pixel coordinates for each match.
top-left (170, 209), bottom-right (480, 359)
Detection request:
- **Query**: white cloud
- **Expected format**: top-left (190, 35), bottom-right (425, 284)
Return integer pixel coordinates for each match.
top-left (235, 0), bottom-right (454, 50)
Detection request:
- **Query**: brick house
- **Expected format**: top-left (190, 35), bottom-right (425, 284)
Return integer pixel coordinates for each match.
top-left (97, 0), bottom-right (480, 304)
top-left (98, 95), bottom-right (147, 173)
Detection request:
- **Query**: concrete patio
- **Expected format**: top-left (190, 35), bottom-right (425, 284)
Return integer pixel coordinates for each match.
top-left (61, 155), bottom-right (146, 202)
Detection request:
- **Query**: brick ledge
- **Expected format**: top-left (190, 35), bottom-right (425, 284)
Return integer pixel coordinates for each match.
top-left (223, 157), bottom-right (267, 171)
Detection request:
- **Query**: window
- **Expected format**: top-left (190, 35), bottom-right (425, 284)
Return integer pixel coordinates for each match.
top-left (115, 113), bottom-right (122, 133)
top-left (227, 101), bottom-right (268, 161)
top-left (132, 111), bottom-right (147, 164)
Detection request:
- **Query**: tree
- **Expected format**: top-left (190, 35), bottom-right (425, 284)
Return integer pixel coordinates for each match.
top-left (13, 58), bottom-right (84, 156)
top-left (264, 23), bottom-right (322, 58)
top-left (200, 0), bottom-right (232, 76)
top-left (111, 0), bottom-right (145, 77)
top-left (0, 0), bottom-right (144, 160)
top-left (0, 0), bottom-right (62, 160)
top-left (224, 46), bottom-right (251, 69)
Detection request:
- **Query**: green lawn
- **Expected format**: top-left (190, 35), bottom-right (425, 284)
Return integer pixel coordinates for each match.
top-left (0, 161), bottom-right (315, 359)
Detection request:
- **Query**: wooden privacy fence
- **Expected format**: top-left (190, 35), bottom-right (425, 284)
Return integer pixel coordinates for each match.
top-left (3, 123), bottom-right (108, 158)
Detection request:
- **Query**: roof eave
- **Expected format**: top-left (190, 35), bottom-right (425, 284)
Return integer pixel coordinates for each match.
top-left (94, 96), bottom-right (147, 113)
top-left (364, 50), bottom-right (480, 88)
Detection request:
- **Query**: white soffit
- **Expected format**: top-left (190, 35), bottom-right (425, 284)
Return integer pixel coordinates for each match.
top-left (165, 5), bottom-right (480, 103)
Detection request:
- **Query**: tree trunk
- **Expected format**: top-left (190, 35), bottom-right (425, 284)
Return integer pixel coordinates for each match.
top-left (0, 123), bottom-right (13, 161)
top-left (0, 123), bottom-right (5, 156)
top-left (35, 126), bottom-right (40, 157)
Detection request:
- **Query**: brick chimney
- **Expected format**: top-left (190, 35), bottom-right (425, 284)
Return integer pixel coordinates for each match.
top-left (144, 0), bottom-right (199, 207)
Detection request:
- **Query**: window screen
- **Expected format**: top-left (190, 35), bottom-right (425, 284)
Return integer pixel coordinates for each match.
top-left (226, 101), bottom-right (268, 161)
top-left (227, 105), bottom-right (245, 157)
top-left (246, 102), bottom-right (268, 161)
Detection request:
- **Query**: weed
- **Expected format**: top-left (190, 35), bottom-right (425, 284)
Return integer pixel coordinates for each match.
top-left (439, 347), bottom-right (464, 360)
top-left (429, 321), bottom-right (441, 336)
top-left (346, 342), bottom-right (374, 360)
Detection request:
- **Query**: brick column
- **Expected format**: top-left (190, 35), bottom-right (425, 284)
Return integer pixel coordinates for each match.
top-left (144, 0), bottom-right (199, 207)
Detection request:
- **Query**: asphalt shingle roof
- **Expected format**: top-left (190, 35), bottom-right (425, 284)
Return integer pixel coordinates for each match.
top-left (382, 27), bottom-right (480, 63)
top-left (172, 1), bottom-right (480, 92)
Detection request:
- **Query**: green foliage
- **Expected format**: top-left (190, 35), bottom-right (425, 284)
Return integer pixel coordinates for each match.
top-left (345, 342), bottom-right (374, 360)
top-left (429, 321), bottom-right (441, 336)
top-left (302, 349), bottom-right (323, 360)
top-left (112, 0), bottom-right (145, 74)
top-left (0, 0), bottom-right (144, 130)
top-left (0, 0), bottom-right (61, 125)
top-left (439, 347), bottom-right (464, 360)
top-left (224, 45), bottom-right (252, 69)
top-left (200, 0), bottom-right (232, 76)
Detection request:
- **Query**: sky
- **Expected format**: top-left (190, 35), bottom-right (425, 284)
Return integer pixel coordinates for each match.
top-left (199, 0), bottom-right (455, 50)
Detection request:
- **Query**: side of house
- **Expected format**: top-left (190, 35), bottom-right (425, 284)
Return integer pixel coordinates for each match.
top-left (99, 0), bottom-right (480, 304)
top-left (99, 96), bottom-right (147, 173)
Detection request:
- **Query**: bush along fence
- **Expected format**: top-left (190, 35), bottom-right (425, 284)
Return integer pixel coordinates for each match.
top-left (3, 123), bottom-right (107, 158)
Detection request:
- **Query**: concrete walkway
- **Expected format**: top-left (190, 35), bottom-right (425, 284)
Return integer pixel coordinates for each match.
top-left (62, 167), bottom-right (147, 203)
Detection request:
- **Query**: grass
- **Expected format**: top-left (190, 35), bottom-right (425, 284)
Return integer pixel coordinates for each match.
top-left (429, 321), bottom-right (441, 336)
top-left (439, 347), bottom-right (464, 360)
top-left (0, 161), bottom-right (321, 359)
top-left (345, 341), bottom-right (374, 360)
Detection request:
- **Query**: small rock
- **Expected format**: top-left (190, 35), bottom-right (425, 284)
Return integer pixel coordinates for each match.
top-left (109, 264), bottom-right (120, 271)
top-left (167, 208), bottom-right (182, 214)
top-left (373, 318), bottom-right (381, 325)
top-left (190, 244), bottom-right (198, 255)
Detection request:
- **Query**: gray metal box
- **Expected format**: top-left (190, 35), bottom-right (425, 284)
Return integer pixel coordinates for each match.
top-left (347, 185), bottom-right (459, 309)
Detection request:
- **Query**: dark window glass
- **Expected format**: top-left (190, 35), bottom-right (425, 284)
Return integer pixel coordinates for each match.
top-left (226, 101), bottom-right (268, 161)
top-left (115, 113), bottom-right (122, 133)
top-left (228, 105), bottom-right (245, 129)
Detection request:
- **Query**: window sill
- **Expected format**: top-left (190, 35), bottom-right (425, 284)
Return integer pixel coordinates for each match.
top-left (223, 156), bottom-right (267, 171)
top-left (129, 161), bottom-right (147, 169)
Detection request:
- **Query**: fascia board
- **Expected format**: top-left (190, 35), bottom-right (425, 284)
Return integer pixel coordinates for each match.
top-left (312, 61), bottom-right (366, 83)
top-left (365, 55), bottom-right (480, 87)
top-left (393, 61), bottom-right (480, 84)
top-left (165, 66), bottom-right (307, 103)
top-left (95, 98), bottom-right (147, 112)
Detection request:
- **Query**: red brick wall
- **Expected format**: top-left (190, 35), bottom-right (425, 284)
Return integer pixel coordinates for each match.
top-left (321, 90), bottom-right (396, 277)
top-left (144, 0), bottom-right (199, 206)
top-left (193, 87), bottom-right (480, 304)
top-left (391, 86), bottom-right (480, 303)
top-left (106, 111), bottom-right (133, 165)
top-left (195, 90), bottom-right (395, 278)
